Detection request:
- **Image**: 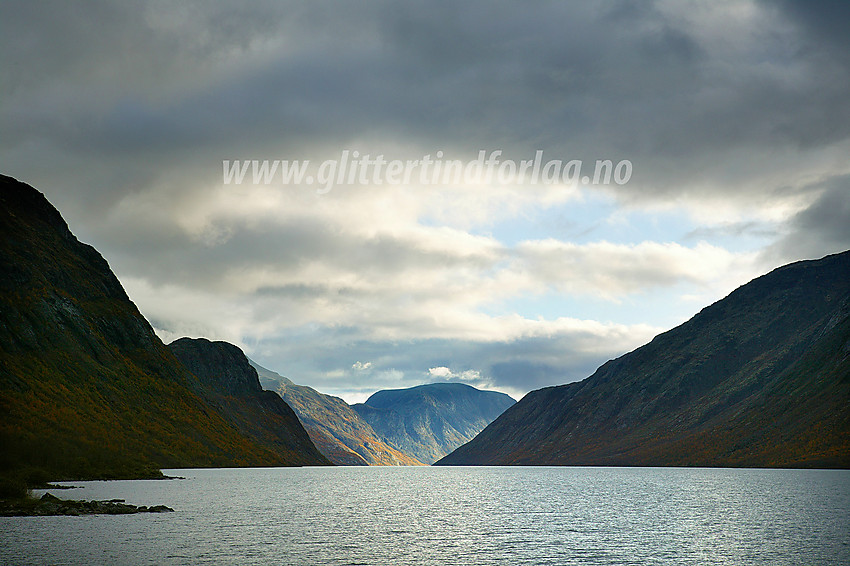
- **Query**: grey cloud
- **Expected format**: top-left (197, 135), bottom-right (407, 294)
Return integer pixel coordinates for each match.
top-left (100, 212), bottom-right (499, 293)
top-left (247, 327), bottom-right (644, 399)
top-left (684, 222), bottom-right (778, 242)
top-left (769, 0), bottom-right (850, 56)
top-left (767, 175), bottom-right (850, 262)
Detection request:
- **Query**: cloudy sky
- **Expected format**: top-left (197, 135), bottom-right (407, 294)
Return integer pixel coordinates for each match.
top-left (2, 1), bottom-right (849, 402)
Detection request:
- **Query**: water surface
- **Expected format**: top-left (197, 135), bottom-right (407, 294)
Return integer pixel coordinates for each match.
top-left (1, 466), bottom-right (848, 565)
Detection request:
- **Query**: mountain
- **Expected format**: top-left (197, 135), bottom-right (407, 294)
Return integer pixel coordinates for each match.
top-left (352, 383), bottom-right (516, 464)
top-left (437, 252), bottom-right (850, 468)
top-left (168, 338), bottom-right (330, 467)
top-left (0, 174), bottom-right (328, 481)
top-left (253, 362), bottom-right (423, 466)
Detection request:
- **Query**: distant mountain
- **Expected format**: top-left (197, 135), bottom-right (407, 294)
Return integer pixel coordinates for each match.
top-left (0, 174), bottom-right (328, 481)
top-left (352, 383), bottom-right (516, 464)
top-left (253, 362), bottom-right (423, 466)
top-left (168, 338), bottom-right (330, 467)
top-left (437, 252), bottom-right (850, 468)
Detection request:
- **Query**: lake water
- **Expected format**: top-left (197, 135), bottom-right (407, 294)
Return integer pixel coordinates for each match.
top-left (1, 466), bottom-right (848, 565)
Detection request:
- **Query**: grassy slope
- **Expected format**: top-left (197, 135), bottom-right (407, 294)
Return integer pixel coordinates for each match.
top-left (254, 363), bottom-right (423, 466)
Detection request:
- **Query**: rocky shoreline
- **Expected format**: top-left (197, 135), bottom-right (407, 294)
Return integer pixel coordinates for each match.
top-left (0, 493), bottom-right (174, 516)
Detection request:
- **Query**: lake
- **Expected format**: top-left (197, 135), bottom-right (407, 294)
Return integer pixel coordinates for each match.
top-left (2, 466), bottom-right (848, 565)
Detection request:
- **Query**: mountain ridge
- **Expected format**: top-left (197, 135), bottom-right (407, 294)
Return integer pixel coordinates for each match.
top-left (168, 338), bottom-right (330, 467)
top-left (437, 251), bottom-right (850, 468)
top-left (353, 382), bottom-right (516, 464)
top-left (0, 174), bottom-right (328, 481)
top-left (253, 362), bottom-right (424, 466)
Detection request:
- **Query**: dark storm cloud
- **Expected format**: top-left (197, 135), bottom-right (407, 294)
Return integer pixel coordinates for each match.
top-left (769, 0), bottom-right (850, 55)
top-left (2, 0), bottom-right (841, 216)
top-left (7, 0), bottom-right (848, 196)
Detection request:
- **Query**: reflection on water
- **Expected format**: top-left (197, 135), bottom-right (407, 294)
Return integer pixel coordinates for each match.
top-left (2, 466), bottom-right (848, 565)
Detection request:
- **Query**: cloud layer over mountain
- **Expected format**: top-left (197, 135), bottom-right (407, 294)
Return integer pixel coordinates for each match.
top-left (3, 0), bottom-right (848, 400)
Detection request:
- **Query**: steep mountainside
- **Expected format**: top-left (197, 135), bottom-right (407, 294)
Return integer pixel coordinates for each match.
top-left (168, 339), bottom-right (330, 467)
top-left (0, 175), bottom-right (327, 481)
top-left (438, 251), bottom-right (850, 468)
top-left (254, 362), bottom-right (423, 466)
top-left (353, 383), bottom-right (516, 464)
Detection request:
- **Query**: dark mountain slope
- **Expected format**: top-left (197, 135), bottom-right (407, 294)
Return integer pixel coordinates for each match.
top-left (437, 251), bottom-right (850, 468)
top-left (253, 362), bottom-right (423, 466)
top-left (353, 383), bottom-right (515, 464)
top-left (0, 174), bottom-right (327, 481)
top-left (168, 339), bottom-right (330, 467)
